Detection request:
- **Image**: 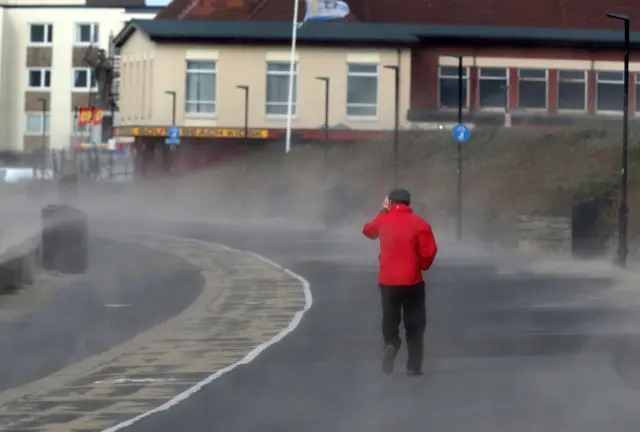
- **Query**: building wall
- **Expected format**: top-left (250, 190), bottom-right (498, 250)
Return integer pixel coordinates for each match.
top-left (119, 32), bottom-right (412, 131)
top-left (0, 5), bottom-right (156, 152)
top-left (0, 8), bottom-right (7, 148)
top-left (413, 45), bottom-right (640, 118)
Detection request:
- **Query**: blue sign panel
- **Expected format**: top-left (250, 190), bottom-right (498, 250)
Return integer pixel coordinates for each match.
top-left (165, 126), bottom-right (180, 145)
top-left (452, 123), bottom-right (470, 143)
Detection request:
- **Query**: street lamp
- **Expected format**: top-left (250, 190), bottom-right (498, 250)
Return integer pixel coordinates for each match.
top-left (236, 85), bottom-right (250, 217)
top-left (315, 76), bottom-right (330, 176)
top-left (163, 90), bottom-right (177, 173)
top-left (384, 65), bottom-right (400, 187)
top-left (236, 85), bottom-right (249, 139)
top-left (501, 83), bottom-right (511, 127)
top-left (164, 90), bottom-right (177, 126)
top-left (607, 12), bottom-right (630, 268)
top-left (446, 55), bottom-right (465, 241)
top-left (38, 97), bottom-right (47, 180)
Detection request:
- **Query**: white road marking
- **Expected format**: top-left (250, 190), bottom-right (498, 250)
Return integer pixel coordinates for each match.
top-left (248, 251), bottom-right (283, 269)
top-left (100, 233), bottom-right (313, 432)
top-left (94, 377), bottom-right (177, 385)
top-left (105, 304), bottom-right (133, 308)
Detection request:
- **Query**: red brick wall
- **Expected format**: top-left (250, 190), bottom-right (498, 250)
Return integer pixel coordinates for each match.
top-left (412, 44), bottom-right (640, 115)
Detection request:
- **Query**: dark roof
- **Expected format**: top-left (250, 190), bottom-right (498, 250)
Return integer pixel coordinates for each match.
top-left (114, 19), bottom-right (640, 48)
top-left (114, 19), bottom-right (420, 46)
top-left (414, 25), bottom-right (640, 46)
top-left (158, 0), bottom-right (640, 32)
top-left (1, 3), bottom-right (162, 10)
top-left (86, 0), bottom-right (145, 7)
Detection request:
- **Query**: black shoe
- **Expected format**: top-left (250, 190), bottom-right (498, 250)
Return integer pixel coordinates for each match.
top-left (382, 345), bottom-right (396, 375)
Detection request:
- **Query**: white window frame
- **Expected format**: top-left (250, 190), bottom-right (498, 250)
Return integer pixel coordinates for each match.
top-left (24, 112), bottom-right (50, 136)
top-left (346, 62), bottom-right (379, 119)
top-left (557, 69), bottom-right (587, 113)
top-left (517, 68), bottom-right (548, 110)
top-left (27, 68), bottom-right (51, 90)
top-left (28, 23), bottom-right (53, 45)
top-left (75, 23), bottom-right (99, 45)
top-left (185, 60), bottom-right (217, 116)
top-left (72, 67), bottom-right (97, 92)
top-left (265, 61), bottom-right (298, 117)
top-left (596, 71), bottom-right (625, 114)
top-left (437, 66), bottom-right (470, 109)
top-left (478, 67), bottom-right (509, 111)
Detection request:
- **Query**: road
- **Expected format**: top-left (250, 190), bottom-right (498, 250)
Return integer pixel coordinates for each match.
top-left (0, 235), bottom-right (203, 393)
top-left (114, 223), bottom-right (640, 432)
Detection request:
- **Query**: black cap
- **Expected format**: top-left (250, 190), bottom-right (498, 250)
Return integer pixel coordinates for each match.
top-left (388, 188), bottom-right (411, 205)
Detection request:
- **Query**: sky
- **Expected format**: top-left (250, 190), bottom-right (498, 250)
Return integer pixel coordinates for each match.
top-left (145, 0), bottom-right (171, 5)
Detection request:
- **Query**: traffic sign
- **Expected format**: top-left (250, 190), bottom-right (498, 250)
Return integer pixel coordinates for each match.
top-left (165, 126), bottom-right (180, 145)
top-left (452, 123), bottom-right (470, 143)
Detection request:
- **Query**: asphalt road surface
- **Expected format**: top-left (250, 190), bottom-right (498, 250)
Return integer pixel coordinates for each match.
top-left (114, 223), bottom-right (640, 432)
top-left (0, 235), bottom-right (203, 392)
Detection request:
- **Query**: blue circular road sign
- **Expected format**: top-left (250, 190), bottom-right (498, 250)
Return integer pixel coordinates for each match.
top-left (452, 123), bottom-right (471, 143)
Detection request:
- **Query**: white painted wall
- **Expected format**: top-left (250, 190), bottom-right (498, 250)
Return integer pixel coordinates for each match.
top-left (0, 3), bottom-right (156, 151)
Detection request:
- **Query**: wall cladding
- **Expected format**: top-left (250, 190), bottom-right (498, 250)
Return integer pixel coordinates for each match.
top-left (516, 215), bottom-right (572, 253)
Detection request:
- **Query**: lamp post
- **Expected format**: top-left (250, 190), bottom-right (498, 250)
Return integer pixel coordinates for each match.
top-left (502, 83), bottom-right (511, 127)
top-left (384, 65), bottom-right (400, 187)
top-left (236, 85), bottom-right (249, 139)
top-left (38, 97), bottom-right (47, 180)
top-left (164, 90), bottom-right (177, 126)
top-left (607, 12), bottom-right (630, 268)
top-left (446, 55), bottom-right (465, 241)
top-left (163, 90), bottom-right (177, 173)
top-left (237, 85), bottom-right (250, 217)
top-left (315, 76), bottom-right (330, 176)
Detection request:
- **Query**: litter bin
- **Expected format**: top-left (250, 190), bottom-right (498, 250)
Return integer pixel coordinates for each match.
top-left (41, 204), bottom-right (88, 274)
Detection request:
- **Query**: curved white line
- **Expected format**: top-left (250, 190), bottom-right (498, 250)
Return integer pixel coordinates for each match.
top-left (100, 233), bottom-right (313, 431)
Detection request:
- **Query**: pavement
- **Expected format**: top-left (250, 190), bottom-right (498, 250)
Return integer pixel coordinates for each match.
top-left (2, 218), bottom-right (640, 431)
top-left (0, 228), bottom-right (306, 431)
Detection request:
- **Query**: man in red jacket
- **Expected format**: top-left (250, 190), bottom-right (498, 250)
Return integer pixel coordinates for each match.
top-left (362, 188), bottom-right (438, 376)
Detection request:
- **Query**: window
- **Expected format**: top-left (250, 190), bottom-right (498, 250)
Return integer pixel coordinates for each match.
top-left (75, 23), bottom-right (99, 44)
top-left (185, 60), bottom-right (217, 114)
top-left (347, 63), bottom-right (378, 117)
top-left (479, 68), bottom-right (508, 109)
top-left (596, 71), bottom-right (624, 112)
top-left (438, 66), bottom-right (469, 108)
top-left (29, 23), bottom-right (53, 44)
top-left (27, 68), bottom-right (51, 90)
top-left (72, 68), bottom-right (96, 91)
top-left (558, 70), bottom-right (586, 111)
top-left (266, 61), bottom-right (297, 116)
top-left (25, 113), bottom-right (50, 135)
top-left (518, 69), bottom-right (547, 109)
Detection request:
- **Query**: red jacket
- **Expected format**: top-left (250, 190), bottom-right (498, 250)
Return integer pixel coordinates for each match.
top-left (362, 204), bottom-right (438, 286)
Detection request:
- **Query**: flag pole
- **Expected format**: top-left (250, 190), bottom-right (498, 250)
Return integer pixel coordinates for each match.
top-left (285, 0), bottom-right (300, 154)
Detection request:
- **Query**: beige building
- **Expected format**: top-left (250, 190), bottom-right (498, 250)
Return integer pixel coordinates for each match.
top-left (114, 19), bottom-right (413, 138)
top-left (0, 0), bottom-right (159, 152)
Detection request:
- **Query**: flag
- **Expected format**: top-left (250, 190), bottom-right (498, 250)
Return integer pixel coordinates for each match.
top-left (77, 107), bottom-right (93, 126)
top-left (91, 108), bottom-right (104, 125)
top-left (77, 107), bottom-right (104, 125)
top-left (304, 0), bottom-right (350, 21)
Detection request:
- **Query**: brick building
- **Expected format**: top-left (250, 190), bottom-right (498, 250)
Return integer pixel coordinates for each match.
top-left (152, 0), bottom-right (640, 127)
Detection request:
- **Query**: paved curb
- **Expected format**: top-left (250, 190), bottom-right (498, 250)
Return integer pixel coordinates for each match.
top-left (0, 228), bottom-right (308, 431)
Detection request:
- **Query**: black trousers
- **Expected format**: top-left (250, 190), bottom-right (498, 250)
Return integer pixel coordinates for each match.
top-left (380, 282), bottom-right (427, 370)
